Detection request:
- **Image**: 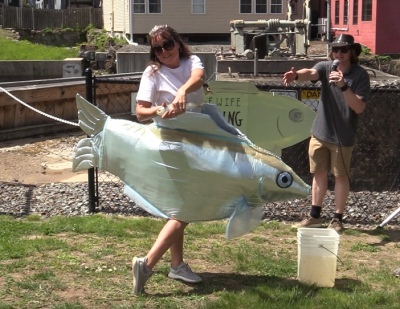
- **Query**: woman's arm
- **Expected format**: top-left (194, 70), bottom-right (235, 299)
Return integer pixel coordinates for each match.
top-left (171, 68), bottom-right (205, 112)
top-left (136, 100), bottom-right (166, 122)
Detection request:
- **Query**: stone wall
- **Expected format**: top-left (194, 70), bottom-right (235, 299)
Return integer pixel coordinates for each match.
top-left (17, 29), bottom-right (83, 46)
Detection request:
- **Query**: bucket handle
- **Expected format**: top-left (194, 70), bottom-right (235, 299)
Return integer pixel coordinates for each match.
top-left (319, 244), bottom-right (344, 265)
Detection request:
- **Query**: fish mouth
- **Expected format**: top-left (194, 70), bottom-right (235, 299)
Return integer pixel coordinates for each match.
top-left (276, 117), bottom-right (284, 137)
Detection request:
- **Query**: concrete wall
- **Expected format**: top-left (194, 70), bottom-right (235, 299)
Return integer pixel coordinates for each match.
top-left (116, 52), bottom-right (217, 80)
top-left (0, 59), bottom-right (85, 82)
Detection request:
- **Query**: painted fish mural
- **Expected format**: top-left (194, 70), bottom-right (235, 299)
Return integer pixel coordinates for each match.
top-left (204, 81), bottom-right (316, 156)
top-left (72, 94), bottom-right (310, 240)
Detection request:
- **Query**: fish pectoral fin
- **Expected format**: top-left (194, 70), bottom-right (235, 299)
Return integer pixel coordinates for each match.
top-left (186, 102), bottom-right (204, 111)
top-left (72, 138), bottom-right (99, 172)
top-left (225, 198), bottom-right (264, 240)
top-left (76, 94), bottom-right (109, 136)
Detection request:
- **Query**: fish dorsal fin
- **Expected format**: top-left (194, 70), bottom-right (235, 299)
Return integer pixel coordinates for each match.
top-left (76, 94), bottom-right (109, 136)
top-left (207, 81), bottom-right (259, 94)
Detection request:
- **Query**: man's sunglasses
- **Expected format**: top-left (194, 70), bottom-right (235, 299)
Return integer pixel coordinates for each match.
top-left (332, 46), bottom-right (350, 53)
top-left (152, 39), bottom-right (175, 55)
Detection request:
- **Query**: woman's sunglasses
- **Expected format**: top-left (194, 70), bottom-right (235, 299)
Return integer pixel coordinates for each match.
top-left (332, 46), bottom-right (350, 53)
top-left (152, 39), bottom-right (175, 55)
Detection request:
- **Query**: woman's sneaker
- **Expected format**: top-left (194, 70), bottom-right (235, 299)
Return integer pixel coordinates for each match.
top-left (291, 216), bottom-right (323, 229)
top-left (168, 262), bottom-right (202, 283)
top-left (132, 256), bottom-right (153, 296)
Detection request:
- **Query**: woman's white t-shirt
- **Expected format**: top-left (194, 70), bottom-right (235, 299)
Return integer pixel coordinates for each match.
top-left (136, 55), bottom-right (205, 107)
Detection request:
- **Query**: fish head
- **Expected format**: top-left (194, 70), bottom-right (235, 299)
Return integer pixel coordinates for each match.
top-left (256, 155), bottom-right (311, 203)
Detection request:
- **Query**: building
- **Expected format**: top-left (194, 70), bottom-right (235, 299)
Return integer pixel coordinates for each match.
top-left (102, 0), bottom-right (400, 55)
top-left (102, 0), bottom-right (305, 43)
top-left (318, 0), bottom-right (400, 55)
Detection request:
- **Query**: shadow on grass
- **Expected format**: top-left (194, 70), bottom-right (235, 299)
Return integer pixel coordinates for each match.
top-left (147, 273), bottom-right (363, 297)
top-left (345, 226), bottom-right (400, 246)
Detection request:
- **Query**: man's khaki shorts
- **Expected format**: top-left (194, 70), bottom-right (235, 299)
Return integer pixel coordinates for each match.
top-left (308, 136), bottom-right (353, 178)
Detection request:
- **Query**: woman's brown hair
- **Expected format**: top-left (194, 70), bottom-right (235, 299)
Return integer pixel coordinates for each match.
top-left (148, 25), bottom-right (192, 73)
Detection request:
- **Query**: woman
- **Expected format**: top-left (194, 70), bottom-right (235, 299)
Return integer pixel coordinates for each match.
top-left (133, 25), bottom-right (206, 296)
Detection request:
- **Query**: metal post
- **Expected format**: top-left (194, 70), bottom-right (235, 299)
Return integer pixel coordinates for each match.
top-left (85, 68), bottom-right (97, 213)
top-left (326, 0), bottom-right (332, 57)
top-left (254, 48), bottom-right (258, 76)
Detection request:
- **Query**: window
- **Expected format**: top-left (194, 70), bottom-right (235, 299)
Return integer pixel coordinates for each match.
top-left (362, 0), bottom-right (372, 21)
top-left (149, 0), bottom-right (161, 13)
top-left (343, 0), bottom-right (348, 25)
top-left (133, 0), bottom-right (145, 13)
top-left (353, 0), bottom-right (358, 24)
top-left (334, 1), bottom-right (339, 24)
top-left (192, 0), bottom-right (205, 14)
top-left (240, 0), bottom-right (252, 13)
top-left (270, 0), bottom-right (282, 14)
top-left (255, 0), bottom-right (267, 14)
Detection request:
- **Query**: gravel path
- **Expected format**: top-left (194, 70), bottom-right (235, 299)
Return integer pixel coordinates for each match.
top-left (1, 174), bottom-right (399, 230)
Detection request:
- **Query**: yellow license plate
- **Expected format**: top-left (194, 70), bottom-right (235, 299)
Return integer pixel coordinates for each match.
top-left (301, 90), bottom-right (321, 100)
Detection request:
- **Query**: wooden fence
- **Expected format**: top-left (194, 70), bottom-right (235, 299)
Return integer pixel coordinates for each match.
top-left (0, 73), bottom-right (140, 141)
top-left (0, 6), bottom-right (103, 30)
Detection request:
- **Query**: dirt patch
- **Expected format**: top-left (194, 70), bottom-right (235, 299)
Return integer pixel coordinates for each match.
top-left (0, 131), bottom-right (87, 184)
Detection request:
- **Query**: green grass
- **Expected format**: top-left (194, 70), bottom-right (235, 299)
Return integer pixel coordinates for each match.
top-left (0, 29), bottom-right (79, 60)
top-left (0, 214), bottom-right (399, 309)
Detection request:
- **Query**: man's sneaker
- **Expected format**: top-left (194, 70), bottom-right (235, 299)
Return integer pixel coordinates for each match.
top-left (327, 218), bottom-right (344, 232)
top-left (168, 262), bottom-right (202, 283)
top-left (132, 256), bottom-right (153, 296)
top-left (291, 216), bottom-right (323, 229)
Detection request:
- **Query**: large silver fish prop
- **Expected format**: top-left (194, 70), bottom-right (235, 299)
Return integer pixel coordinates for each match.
top-left (72, 94), bottom-right (310, 240)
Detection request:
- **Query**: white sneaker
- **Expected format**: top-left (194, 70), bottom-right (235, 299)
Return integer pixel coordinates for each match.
top-left (132, 256), bottom-right (153, 296)
top-left (168, 262), bottom-right (202, 283)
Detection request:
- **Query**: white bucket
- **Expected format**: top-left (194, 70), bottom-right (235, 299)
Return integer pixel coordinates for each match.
top-left (297, 228), bottom-right (340, 287)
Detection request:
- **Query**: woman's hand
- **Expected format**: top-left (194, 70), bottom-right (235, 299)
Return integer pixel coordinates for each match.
top-left (171, 89), bottom-right (187, 114)
top-left (161, 89), bottom-right (187, 118)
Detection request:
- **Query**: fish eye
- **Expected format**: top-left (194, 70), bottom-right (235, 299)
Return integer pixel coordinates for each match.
top-left (276, 171), bottom-right (293, 188)
top-left (289, 109), bottom-right (303, 122)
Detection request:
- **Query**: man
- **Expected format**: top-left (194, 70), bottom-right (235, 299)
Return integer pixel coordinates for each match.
top-left (283, 34), bottom-right (370, 232)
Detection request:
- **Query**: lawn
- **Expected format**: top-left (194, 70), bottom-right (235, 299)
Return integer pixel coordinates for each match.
top-left (0, 214), bottom-right (400, 309)
top-left (0, 29), bottom-right (80, 60)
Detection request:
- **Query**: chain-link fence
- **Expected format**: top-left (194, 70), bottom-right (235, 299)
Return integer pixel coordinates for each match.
top-left (89, 73), bottom-right (400, 227)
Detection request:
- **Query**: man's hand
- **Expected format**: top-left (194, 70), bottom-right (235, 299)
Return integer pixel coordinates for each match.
top-left (283, 67), bottom-right (297, 86)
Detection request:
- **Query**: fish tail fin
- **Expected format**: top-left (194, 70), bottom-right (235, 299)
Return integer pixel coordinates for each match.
top-left (225, 198), bottom-right (264, 240)
top-left (72, 138), bottom-right (99, 172)
top-left (76, 94), bottom-right (108, 136)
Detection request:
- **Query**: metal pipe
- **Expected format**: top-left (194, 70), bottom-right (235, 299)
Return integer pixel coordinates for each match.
top-left (85, 68), bottom-right (97, 214)
top-left (231, 19), bottom-right (308, 29)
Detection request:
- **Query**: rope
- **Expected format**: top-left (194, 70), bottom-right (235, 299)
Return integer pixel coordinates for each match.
top-left (0, 87), bottom-right (79, 127)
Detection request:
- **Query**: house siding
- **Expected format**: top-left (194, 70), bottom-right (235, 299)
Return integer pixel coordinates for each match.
top-left (103, 0), bottom-right (130, 33)
top-left (375, 1), bottom-right (400, 55)
top-left (331, 0), bottom-right (400, 55)
top-left (104, 0), bottom-right (290, 36)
